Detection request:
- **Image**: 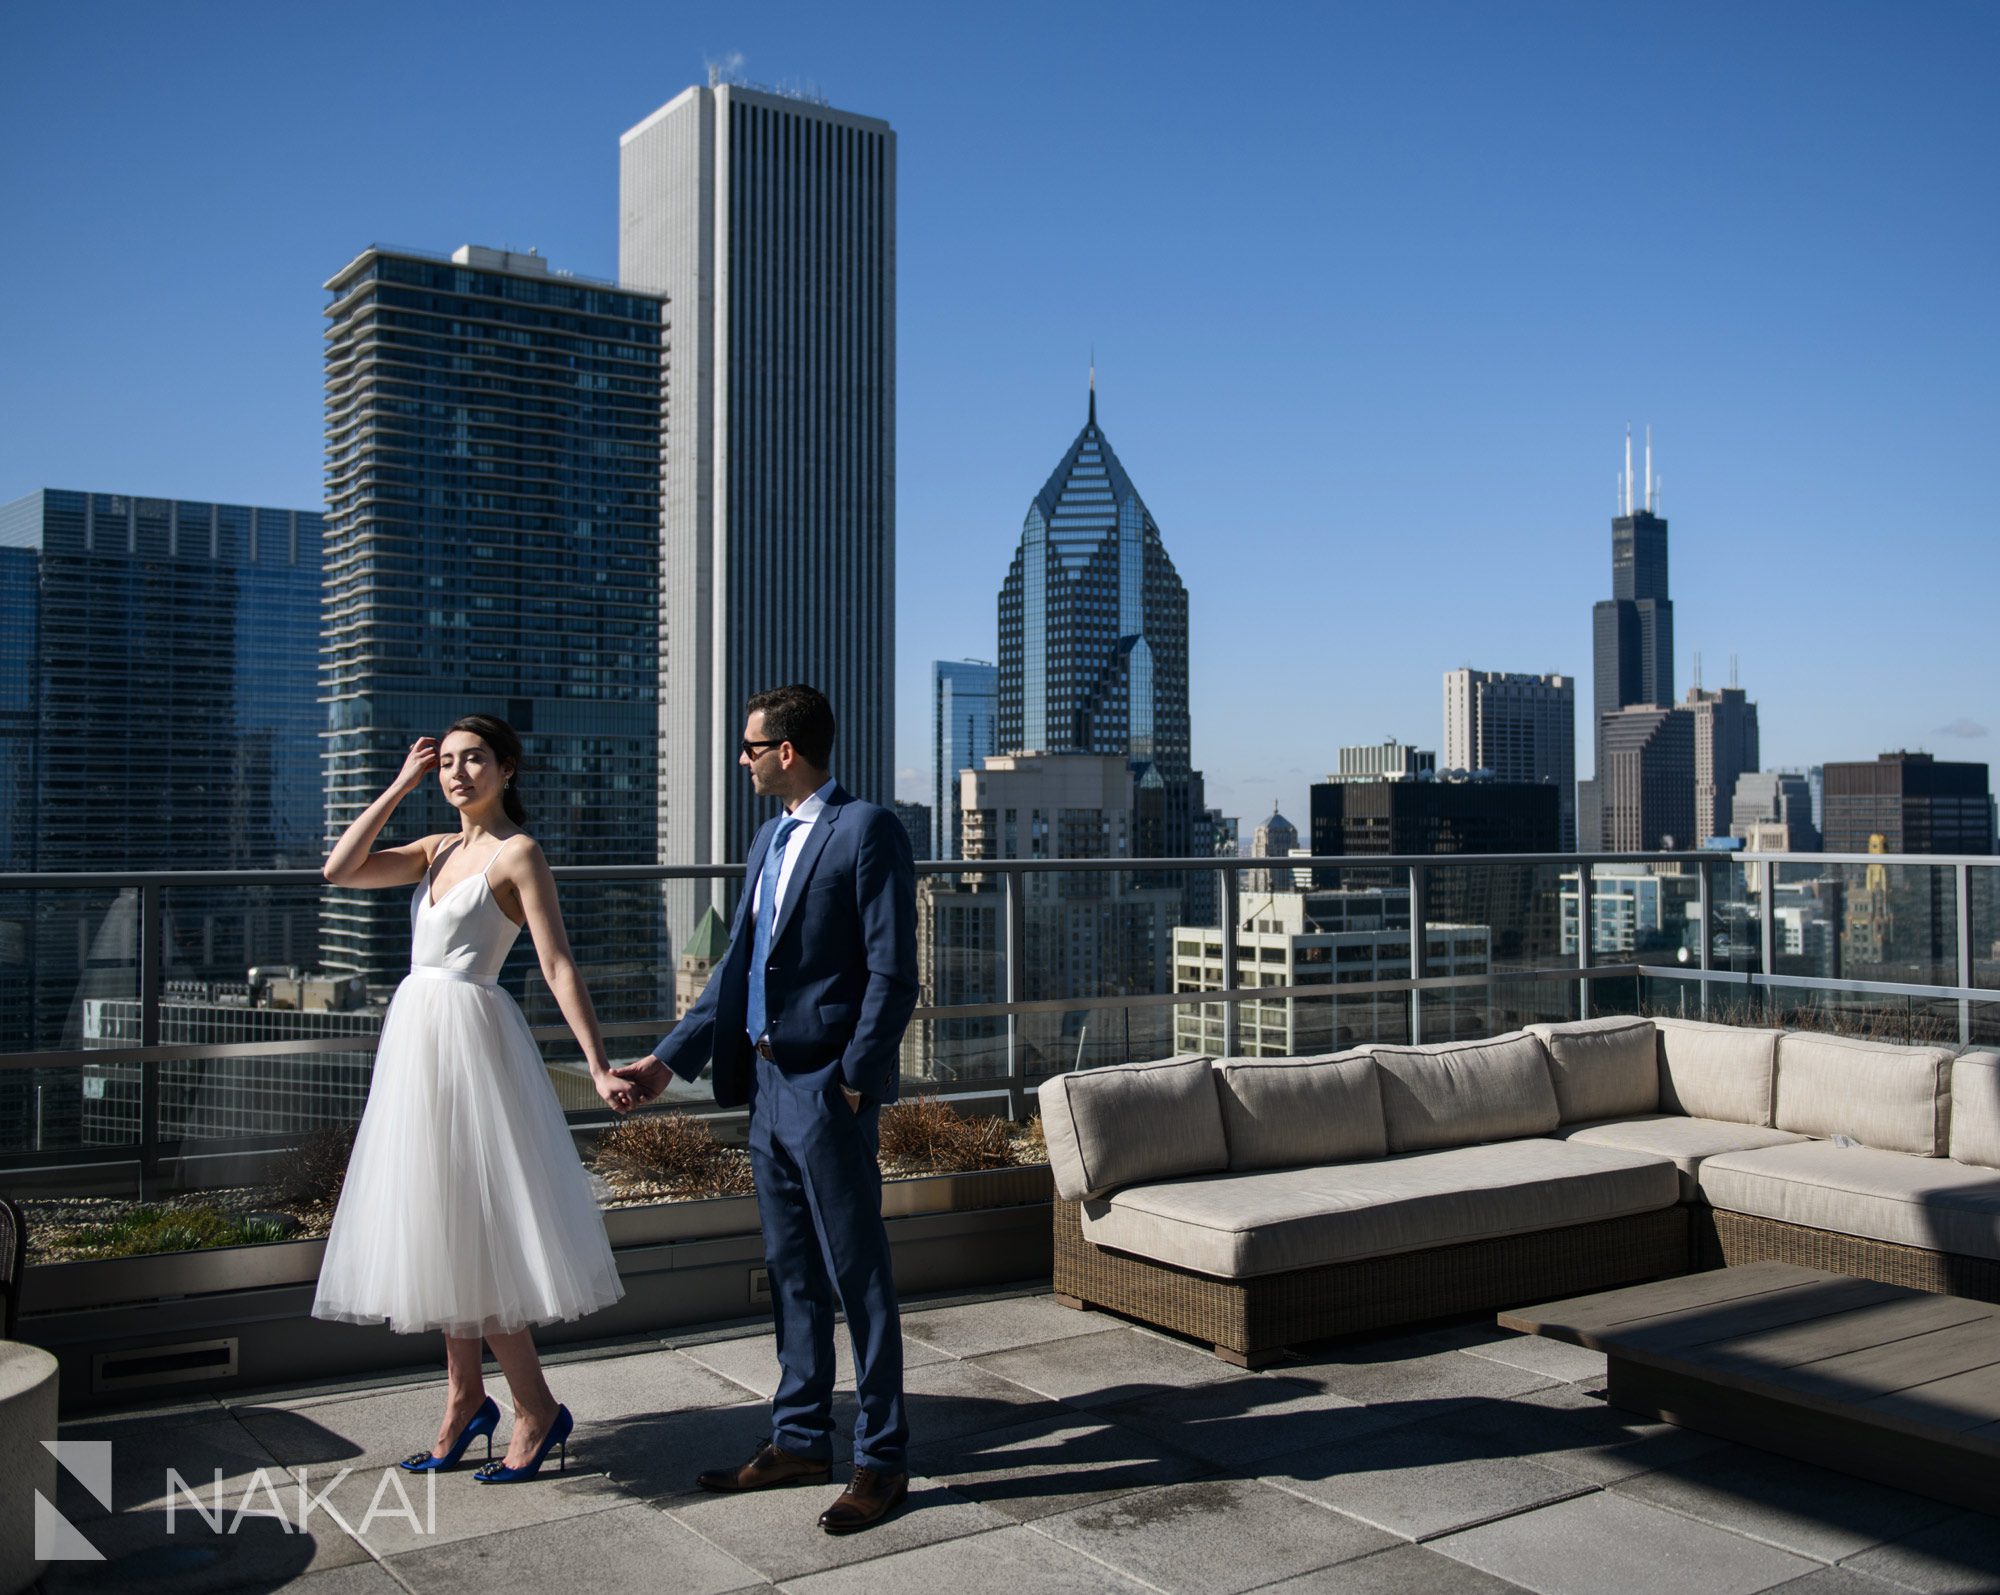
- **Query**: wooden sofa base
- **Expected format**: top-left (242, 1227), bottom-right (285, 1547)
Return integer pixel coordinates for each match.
top-left (1053, 1200), bottom-right (1693, 1365)
top-left (1698, 1208), bottom-right (2000, 1304)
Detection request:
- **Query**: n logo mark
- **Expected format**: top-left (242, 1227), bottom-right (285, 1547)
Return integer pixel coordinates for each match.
top-left (35, 1439), bottom-right (109, 1563)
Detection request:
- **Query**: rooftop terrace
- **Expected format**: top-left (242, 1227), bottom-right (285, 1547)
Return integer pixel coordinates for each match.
top-left (39, 1284), bottom-right (2000, 1594)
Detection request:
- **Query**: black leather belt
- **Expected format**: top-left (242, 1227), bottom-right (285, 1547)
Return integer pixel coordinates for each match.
top-left (754, 1037), bottom-right (776, 1061)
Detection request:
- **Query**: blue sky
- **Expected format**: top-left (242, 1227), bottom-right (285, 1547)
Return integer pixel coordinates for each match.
top-left (3, 1), bottom-right (1994, 829)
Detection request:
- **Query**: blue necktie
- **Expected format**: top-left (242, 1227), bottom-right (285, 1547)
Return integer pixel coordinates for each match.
top-left (746, 817), bottom-right (801, 1044)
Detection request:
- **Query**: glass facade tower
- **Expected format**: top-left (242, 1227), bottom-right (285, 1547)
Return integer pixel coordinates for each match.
top-left (620, 84), bottom-right (897, 953)
top-left (319, 246), bottom-right (667, 1006)
top-left (997, 388), bottom-right (1203, 873)
top-left (0, 488), bottom-right (323, 1147)
top-left (932, 659), bottom-right (997, 859)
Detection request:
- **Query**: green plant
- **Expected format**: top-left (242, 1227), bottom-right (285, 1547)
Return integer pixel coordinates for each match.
top-left (68, 1205), bottom-right (287, 1259)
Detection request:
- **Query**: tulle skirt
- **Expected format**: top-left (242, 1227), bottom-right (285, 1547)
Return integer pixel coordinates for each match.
top-left (311, 973), bottom-right (625, 1338)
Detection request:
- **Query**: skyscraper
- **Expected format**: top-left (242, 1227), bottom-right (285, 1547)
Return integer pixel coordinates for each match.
top-left (1247, 805), bottom-right (1300, 893)
top-left (1821, 753), bottom-right (1994, 855)
top-left (997, 382), bottom-right (1202, 869)
top-left (1584, 429), bottom-right (1674, 848)
top-left (620, 83), bottom-right (897, 948)
top-left (932, 658), bottom-right (997, 859)
top-left (1685, 684), bottom-right (1760, 845)
top-left (1596, 705), bottom-right (1697, 852)
top-left (320, 246), bottom-right (667, 1001)
top-left (0, 488), bottom-right (323, 1146)
top-left (1732, 770), bottom-right (1820, 852)
top-left (1442, 670), bottom-right (1577, 850)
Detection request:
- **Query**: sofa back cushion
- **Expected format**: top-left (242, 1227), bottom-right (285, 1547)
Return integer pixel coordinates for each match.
top-left (1947, 1052), bottom-right (2000, 1169)
top-left (1526, 1016), bottom-right (1660, 1123)
top-left (1038, 1055), bottom-right (1225, 1201)
top-left (1365, 1032), bottom-right (1560, 1153)
top-left (1213, 1052), bottom-right (1386, 1171)
top-left (1654, 1017), bottom-right (1781, 1126)
top-left (1774, 1032), bottom-right (1953, 1157)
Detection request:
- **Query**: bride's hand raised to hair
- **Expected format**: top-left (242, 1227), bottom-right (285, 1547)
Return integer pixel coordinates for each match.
top-left (394, 738), bottom-right (439, 795)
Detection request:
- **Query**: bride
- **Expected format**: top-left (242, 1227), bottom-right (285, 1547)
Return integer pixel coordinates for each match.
top-left (312, 714), bottom-right (633, 1482)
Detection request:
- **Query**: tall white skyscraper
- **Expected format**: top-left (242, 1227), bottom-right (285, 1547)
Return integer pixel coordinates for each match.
top-left (1443, 669), bottom-right (1577, 850)
top-left (620, 83), bottom-right (897, 944)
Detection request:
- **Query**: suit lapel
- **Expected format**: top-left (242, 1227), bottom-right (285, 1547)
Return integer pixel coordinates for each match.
top-left (739, 815), bottom-right (778, 934)
top-left (768, 786), bottom-right (846, 951)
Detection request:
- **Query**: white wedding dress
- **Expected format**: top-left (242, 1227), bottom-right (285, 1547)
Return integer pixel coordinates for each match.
top-left (311, 842), bottom-right (625, 1338)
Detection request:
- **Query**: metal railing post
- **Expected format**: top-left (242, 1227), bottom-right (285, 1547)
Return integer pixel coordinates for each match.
top-left (1002, 870), bottom-right (1027, 1118)
top-left (1957, 863), bottom-right (1974, 1048)
top-left (1576, 859), bottom-right (1593, 1021)
top-left (1696, 857), bottom-right (1712, 1022)
top-left (139, 883), bottom-right (164, 1200)
top-left (1219, 863), bottom-right (1240, 1058)
top-left (1759, 856), bottom-right (1778, 1024)
top-left (1408, 863), bottom-right (1428, 1044)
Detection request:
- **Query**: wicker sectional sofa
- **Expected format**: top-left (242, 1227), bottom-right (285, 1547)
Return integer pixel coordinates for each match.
top-left (1039, 1017), bottom-right (2000, 1365)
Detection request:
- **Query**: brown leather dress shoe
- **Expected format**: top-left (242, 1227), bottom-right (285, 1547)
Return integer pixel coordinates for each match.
top-left (817, 1467), bottom-right (909, 1534)
top-left (696, 1441), bottom-right (832, 1493)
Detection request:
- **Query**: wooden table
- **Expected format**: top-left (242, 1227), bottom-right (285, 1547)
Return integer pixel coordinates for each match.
top-left (1500, 1260), bottom-right (2000, 1513)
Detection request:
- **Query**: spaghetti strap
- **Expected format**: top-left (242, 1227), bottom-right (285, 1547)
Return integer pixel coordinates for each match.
top-left (479, 838), bottom-right (510, 879)
top-left (426, 837), bottom-right (460, 886)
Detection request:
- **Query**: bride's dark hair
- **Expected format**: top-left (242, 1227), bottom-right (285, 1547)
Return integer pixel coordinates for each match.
top-left (444, 714), bottom-right (528, 825)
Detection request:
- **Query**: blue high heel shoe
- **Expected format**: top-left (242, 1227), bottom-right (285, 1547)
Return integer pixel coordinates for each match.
top-left (472, 1404), bottom-right (572, 1484)
top-left (400, 1394), bottom-right (499, 1472)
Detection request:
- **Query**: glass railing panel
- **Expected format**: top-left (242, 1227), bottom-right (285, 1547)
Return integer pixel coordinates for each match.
top-left (1764, 860), bottom-right (1957, 988)
top-left (1971, 864), bottom-right (1998, 992)
top-left (1572, 861), bottom-right (1703, 970)
top-left (904, 861), bottom-right (1014, 1091)
top-left (1019, 999), bottom-right (1180, 1085)
top-left (1, 882), bottom-right (141, 1156)
top-left (1423, 861), bottom-right (1568, 974)
top-left (1758, 980), bottom-right (1963, 1049)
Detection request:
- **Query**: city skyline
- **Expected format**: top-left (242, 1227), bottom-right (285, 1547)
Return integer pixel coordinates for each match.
top-left (3, 3), bottom-right (1994, 840)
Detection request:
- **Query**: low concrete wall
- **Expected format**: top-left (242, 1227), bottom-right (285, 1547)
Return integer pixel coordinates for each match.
top-left (20, 1179), bottom-right (1053, 1413)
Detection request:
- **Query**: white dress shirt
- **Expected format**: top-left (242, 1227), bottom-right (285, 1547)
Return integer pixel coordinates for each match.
top-left (757, 777), bottom-right (837, 923)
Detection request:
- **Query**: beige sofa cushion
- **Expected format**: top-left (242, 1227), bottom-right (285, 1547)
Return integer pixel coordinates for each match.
top-left (1078, 1139), bottom-right (1680, 1279)
top-left (1654, 1016), bottom-right (1781, 1126)
top-left (1212, 1052), bottom-right (1385, 1172)
top-left (1950, 1053), bottom-right (2000, 1169)
top-left (1527, 1016), bottom-right (1660, 1123)
top-left (1365, 1032), bottom-right (1560, 1152)
top-left (1774, 1032), bottom-right (1953, 1157)
top-left (1699, 1141), bottom-right (2000, 1263)
top-left (1038, 1055), bottom-right (1223, 1202)
top-left (1550, 1114), bottom-right (1810, 1200)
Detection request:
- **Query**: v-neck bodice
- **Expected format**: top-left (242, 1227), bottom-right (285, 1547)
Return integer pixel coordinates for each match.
top-left (409, 845), bottom-right (520, 984)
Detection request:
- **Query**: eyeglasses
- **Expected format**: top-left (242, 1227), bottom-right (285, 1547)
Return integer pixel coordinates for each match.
top-left (739, 738), bottom-right (785, 759)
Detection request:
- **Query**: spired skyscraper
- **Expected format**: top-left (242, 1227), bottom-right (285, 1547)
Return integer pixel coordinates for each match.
top-left (997, 381), bottom-right (1203, 873)
top-left (619, 82), bottom-right (897, 949)
top-left (319, 245), bottom-right (667, 1007)
top-left (1582, 428), bottom-right (1674, 849)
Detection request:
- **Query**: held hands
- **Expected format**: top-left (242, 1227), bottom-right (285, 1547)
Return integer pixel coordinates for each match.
top-left (593, 1068), bottom-right (638, 1113)
top-left (395, 737), bottom-right (439, 795)
top-left (607, 1057), bottom-right (860, 1112)
top-left (611, 1058), bottom-right (671, 1105)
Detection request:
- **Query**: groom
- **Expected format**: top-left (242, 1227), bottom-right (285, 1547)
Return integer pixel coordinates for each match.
top-left (616, 684), bottom-right (919, 1533)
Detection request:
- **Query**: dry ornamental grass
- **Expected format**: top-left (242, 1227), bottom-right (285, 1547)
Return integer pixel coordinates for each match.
top-left (877, 1095), bottom-right (1020, 1175)
top-left (592, 1109), bottom-right (755, 1198)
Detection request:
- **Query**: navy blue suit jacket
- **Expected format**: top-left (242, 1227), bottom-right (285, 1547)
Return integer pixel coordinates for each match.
top-left (651, 785), bottom-right (919, 1109)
